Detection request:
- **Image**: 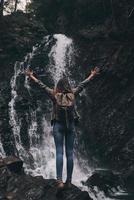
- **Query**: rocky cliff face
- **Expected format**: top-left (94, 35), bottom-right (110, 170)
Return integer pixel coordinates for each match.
top-left (0, 1), bottom-right (134, 197)
top-left (72, 16), bottom-right (134, 173)
top-left (0, 11), bottom-right (47, 155)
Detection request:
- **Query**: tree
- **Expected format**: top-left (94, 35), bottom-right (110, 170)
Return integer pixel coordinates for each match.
top-left (0, 0), bottom-right (4, 18)
top-left (14, 0), bottom-right (18, 12)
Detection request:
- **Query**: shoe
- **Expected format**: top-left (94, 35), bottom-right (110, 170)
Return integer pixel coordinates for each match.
top-left (64, 180), bottom-right (73, 189)
top-left (56, 179), bottom-right (64, 190)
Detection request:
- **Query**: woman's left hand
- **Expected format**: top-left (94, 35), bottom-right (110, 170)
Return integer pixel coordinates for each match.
top-left (91, 67), bottom-right (100, 76)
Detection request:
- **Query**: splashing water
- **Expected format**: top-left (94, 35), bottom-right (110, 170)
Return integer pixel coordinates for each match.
top-left (0, 140), bottom-right (5, 157)
top-left (48, 34), bottom-right (74, 83)
top-left (8, 62), bottom-right (23, 155)
top-left (8, 47), bottom-right (38, 160)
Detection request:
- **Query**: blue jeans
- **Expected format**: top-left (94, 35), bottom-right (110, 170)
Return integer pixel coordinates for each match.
top-left (53, 121), bottom-right (75, 181)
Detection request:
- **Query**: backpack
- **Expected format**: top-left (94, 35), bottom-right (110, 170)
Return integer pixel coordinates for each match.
top-left (55, 92), bottom-right (75, 107)
top-left (54, 92), bottom-right (79, 126)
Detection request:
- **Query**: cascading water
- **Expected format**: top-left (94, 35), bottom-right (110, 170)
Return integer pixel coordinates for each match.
top-left (9, 61), bottom-right (24, 156)
top-left (0, 139), bottom-right (5, 157)
top-left (5, 34), bottom-right (115, 200)
top-left (48, 34), bottom-right (74, 82)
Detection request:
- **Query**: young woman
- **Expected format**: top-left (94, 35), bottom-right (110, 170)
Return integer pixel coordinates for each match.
top-left (26, 67), bottom-right (99, 189)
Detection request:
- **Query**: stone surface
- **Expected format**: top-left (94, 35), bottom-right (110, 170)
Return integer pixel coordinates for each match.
top-left (84, 169), bottom-right (121, 196)
top-left (0, 157), bottom-right (92, 200)
top-left (123, 168), bottom-right (134, 192)
top-left (0, 157), bottom-right (5, 168)
top-left (3, 156), bottom-right (23, 173)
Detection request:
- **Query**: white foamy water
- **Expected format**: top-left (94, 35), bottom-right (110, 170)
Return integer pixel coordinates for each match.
top-left (48, 34), bottom-right (74, 83)
top-left (25, 115), bottom-right (56, 178)
top-left (7, 34), bottom-right (113, 200)
top-left (8, 62), bottom-right (23, 154)
top-left (0, 140), bottom-right (5, 157)
top-left (0, 120), bottom-right (5, 156)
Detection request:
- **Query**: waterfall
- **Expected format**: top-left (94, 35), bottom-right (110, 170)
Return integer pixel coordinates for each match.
top-left (8, 62), bottom-right (24, 155)
top-left (8, 47), bottom-right (39, 161)
top-left (0, 138), bottom-right (5, 157)
top-left (48, 34), bottom-right (74, 83)
top-left (6, 34), bottom-right (114, 200)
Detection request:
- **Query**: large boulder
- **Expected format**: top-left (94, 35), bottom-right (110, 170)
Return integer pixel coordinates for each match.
top-left (123, 168), bottom-right (134, 192)
top-left (5, 175), bottom-right (92, 200)
top-left (84, 169), bottom-right (121, 196)
top-left (0, 156), bottom-right (92, 200)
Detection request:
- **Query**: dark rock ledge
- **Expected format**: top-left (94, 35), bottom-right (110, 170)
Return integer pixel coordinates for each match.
top-left (0, 156), bottom-right (92, 200)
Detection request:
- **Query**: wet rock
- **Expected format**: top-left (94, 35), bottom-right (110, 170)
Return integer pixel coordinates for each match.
top-left (0, 191), bottom-right (7, 200)
top-left (6, 175), bottom-right (92, 200)
top-left (0, 157), bottom-right (5, 168)
top-left (6, 174), bottom-right (46, 200)
top-left (84, 169), bottom-right (121, 196)
top-left (78, 25), bottom-right (107, 41)
top-left (73, 26), bottom-right (134, 195)
top-left (0, 157), bottom-right (92, 200)
top-left (110, 191), bottom-right (134, 200)
top-left (123, 168), bottom-right (134, 192)
top-left (0, 167), bottom-right (11, 190)
top-left (3, 156), bottom-right (23, 174)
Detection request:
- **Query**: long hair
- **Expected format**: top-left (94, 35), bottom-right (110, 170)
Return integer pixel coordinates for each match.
top-left (55, 76), bottom-right (72, 93)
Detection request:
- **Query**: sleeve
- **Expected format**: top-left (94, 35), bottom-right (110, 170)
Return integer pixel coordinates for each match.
top-left (36, 80), bottom-right (54, 98)
top-left (73, 78), bottom-right (91, 96)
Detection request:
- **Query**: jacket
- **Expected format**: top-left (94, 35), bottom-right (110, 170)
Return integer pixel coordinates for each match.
top-left (36, 78), bottom-right (91, 125)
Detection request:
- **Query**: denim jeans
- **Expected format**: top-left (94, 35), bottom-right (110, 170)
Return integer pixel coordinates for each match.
top-left (53, 121), bottom-right (75, 181)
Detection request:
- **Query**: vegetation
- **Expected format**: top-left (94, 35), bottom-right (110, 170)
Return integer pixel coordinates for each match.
top-left (0, 0), bottom-right (28, 17)
top-left (1, 1), bottom-right (134, 33)
top-left (25, 0), bottom-right (134, 33)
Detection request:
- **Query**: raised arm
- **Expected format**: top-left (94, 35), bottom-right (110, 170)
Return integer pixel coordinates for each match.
top-left (73, 67), bottom-right (99, 95)
top-left (25, 69), bottom-right (54, 97)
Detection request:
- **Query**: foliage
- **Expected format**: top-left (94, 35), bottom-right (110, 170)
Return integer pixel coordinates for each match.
top-left (27, 0), bottom-right (112, 30)
top-left (27, 0), bottom-right (134, 32)
top-left (0, 0), bottom-right (28, 17)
